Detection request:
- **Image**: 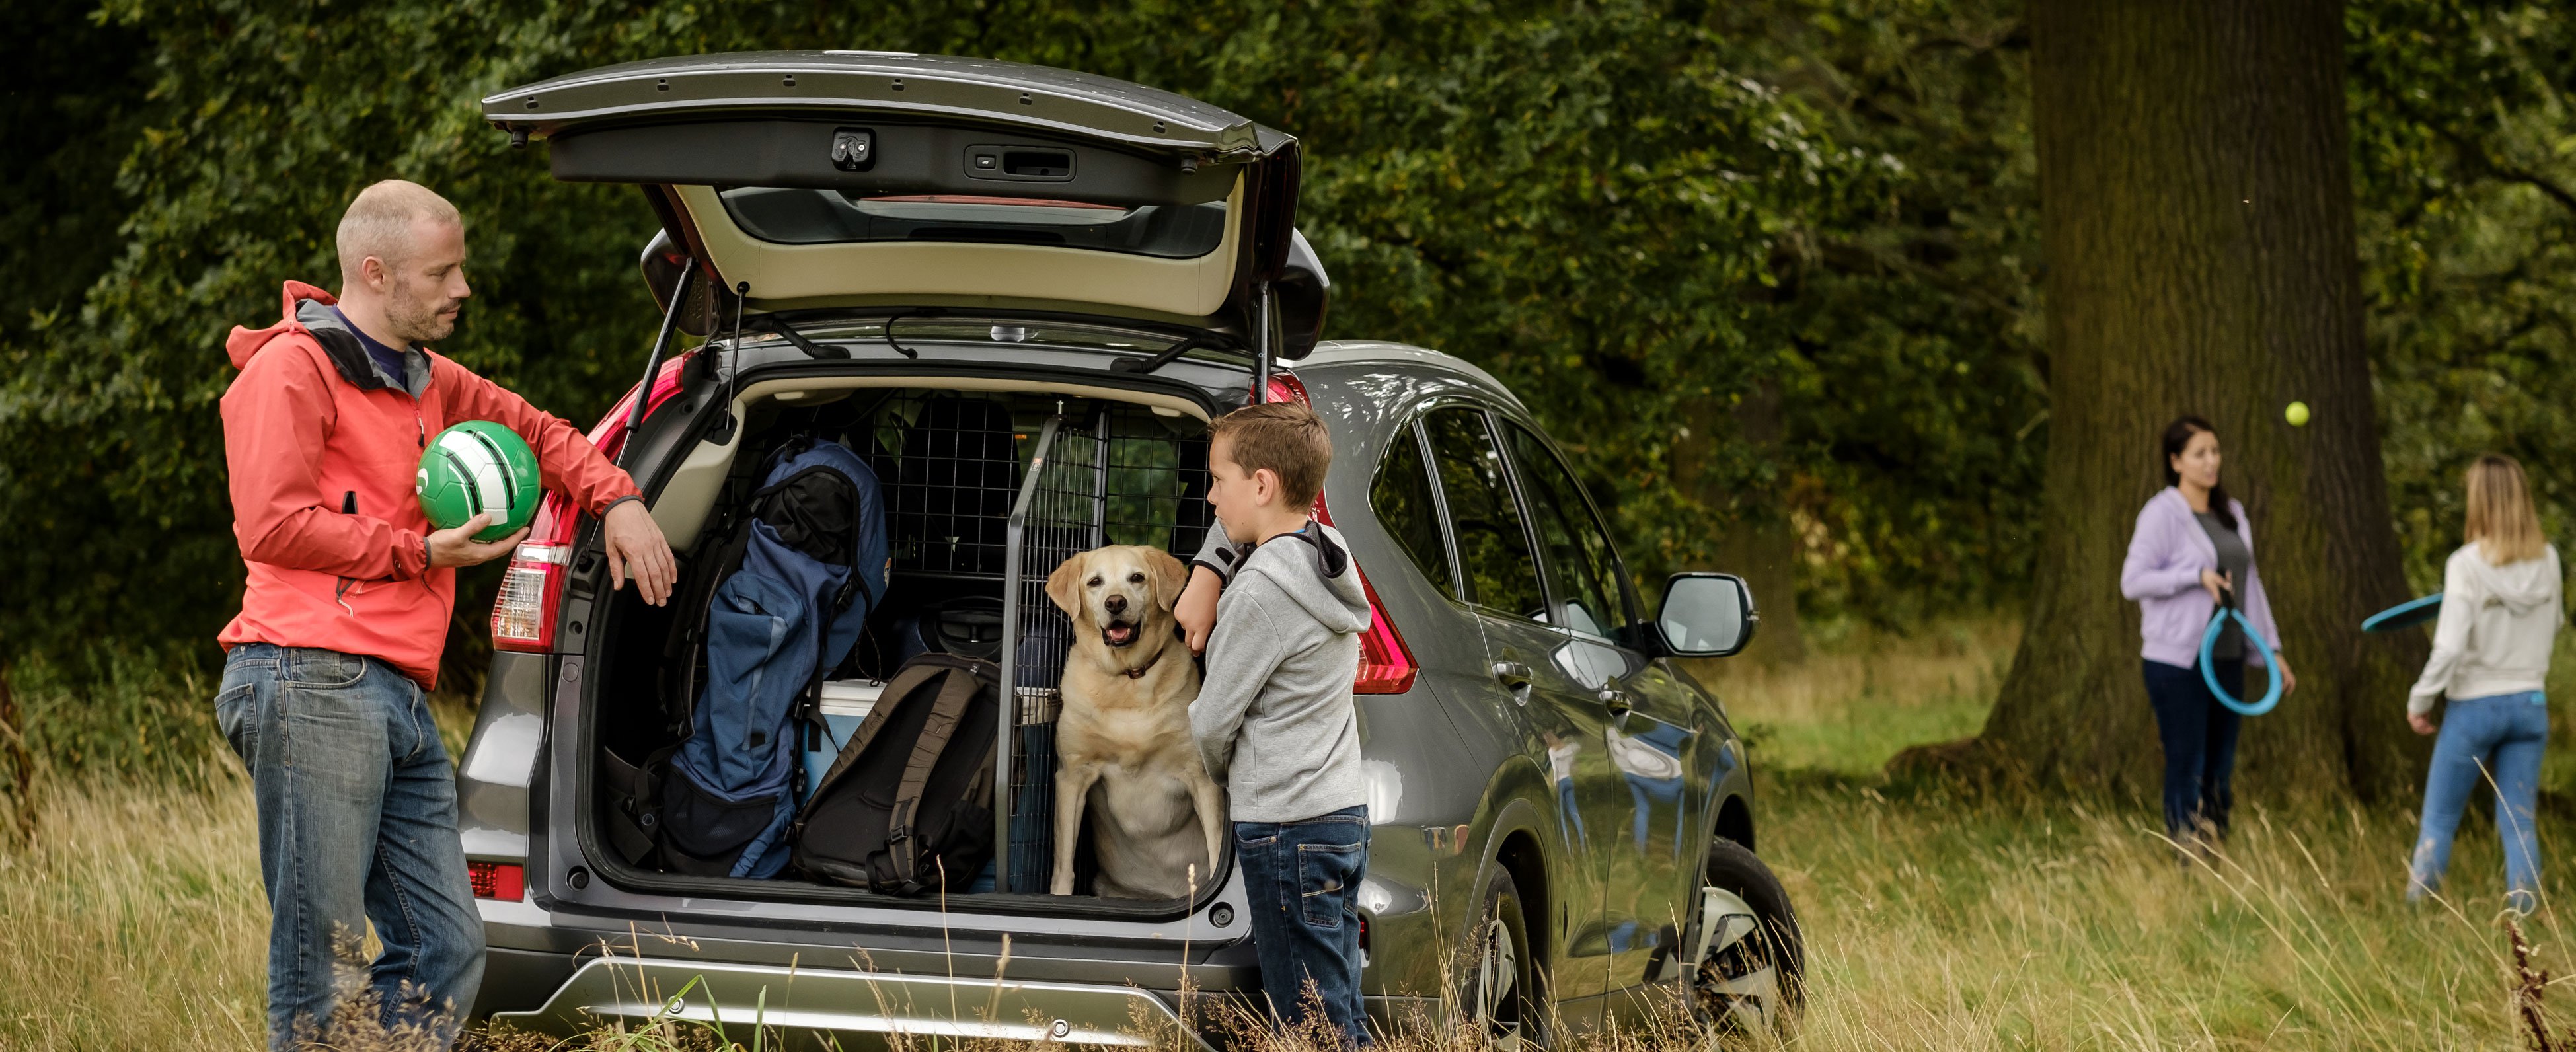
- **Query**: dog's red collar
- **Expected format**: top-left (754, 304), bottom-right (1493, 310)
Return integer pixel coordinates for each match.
top-left (1123, 646), bottom-right (1166, 680)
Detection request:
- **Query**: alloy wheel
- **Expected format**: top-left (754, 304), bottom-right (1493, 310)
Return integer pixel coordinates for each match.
top-left (1471, 915), bottom-right (1526, 1049)
top-left (1691, 887), bottom-right (1786, 1035)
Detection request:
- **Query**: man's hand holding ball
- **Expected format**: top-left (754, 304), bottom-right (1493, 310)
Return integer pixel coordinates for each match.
top-left (427, 513), bottom-right (525, 569)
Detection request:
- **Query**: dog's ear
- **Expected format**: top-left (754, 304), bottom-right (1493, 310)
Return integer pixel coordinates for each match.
top-left (1046, 552), bottom-right (1088, 619)
top-left (1147, 548), bottom-right (1190, 612)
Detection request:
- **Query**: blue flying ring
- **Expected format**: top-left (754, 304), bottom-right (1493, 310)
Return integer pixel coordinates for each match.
top-left (2200, 605), bottom-right (2283, 716)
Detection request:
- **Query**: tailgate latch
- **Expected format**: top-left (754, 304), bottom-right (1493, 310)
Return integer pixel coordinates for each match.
top-left (829, 128), bottom-right (874, 172)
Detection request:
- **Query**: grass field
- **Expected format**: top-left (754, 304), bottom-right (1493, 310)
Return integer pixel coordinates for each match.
top-left (3, 620), bottom-right (2571, 1049)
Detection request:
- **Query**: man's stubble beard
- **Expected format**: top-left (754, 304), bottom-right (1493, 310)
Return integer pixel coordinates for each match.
top-left (385, 277), bottom-right (459, 344)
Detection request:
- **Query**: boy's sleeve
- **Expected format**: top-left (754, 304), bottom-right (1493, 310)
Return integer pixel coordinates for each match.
top-left (1189, 583), bottom-right (1292, 781)
top-left (1191, 515), bottom-right (1244, 583)
top-left (434, 355), bottom-right (640, 515)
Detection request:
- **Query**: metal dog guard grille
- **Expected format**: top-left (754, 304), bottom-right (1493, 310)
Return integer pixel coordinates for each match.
top-left (992, 404), bottom-right (1215, 896)
top-left (859, 393), bottom-right (1024, 578)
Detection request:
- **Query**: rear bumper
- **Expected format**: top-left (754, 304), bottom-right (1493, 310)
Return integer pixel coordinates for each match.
top-left (474, 900), bottom-right (1435, 1045)
top-left (473, 897), bottom-right (1245, 1045)
top-left (492, 955), bottom-right (1203, 1048)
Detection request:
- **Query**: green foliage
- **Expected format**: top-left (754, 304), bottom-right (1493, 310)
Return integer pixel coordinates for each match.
top-left (1712, 1), bottom-right (2047, 620)
top-left (5, 0), bottom-right (2569, 749)
top-left (2349, 0), bottom-right (2576, 591)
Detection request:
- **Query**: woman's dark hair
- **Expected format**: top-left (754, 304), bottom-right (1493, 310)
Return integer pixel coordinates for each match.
top-left (2161, 415), bottom-right (2237, 529)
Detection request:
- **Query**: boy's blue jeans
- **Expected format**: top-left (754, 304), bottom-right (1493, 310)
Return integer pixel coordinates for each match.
top-left (1232, 806), bottom-right (1371, 1047)
top-left (2409, 691), bottom-right (2547, 912)
top-left (217, 644), bottom-right (485, 1048)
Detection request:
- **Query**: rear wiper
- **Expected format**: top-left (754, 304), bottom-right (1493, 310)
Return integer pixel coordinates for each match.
top-left (746, 316), bottom-right (923, 360)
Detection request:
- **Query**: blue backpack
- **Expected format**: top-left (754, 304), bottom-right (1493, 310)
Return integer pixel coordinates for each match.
top-left (656, 437), bottom-right (888, 878)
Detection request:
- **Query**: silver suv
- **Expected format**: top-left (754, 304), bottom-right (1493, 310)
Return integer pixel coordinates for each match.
top-left (456, 51), bottom-right (1800, 1046)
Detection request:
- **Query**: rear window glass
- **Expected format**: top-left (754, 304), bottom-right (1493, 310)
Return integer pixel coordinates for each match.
top-left (720, 189), bottom-right (1229, 259)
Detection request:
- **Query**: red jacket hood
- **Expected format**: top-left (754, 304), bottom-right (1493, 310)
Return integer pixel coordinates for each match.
top-left (226, 281), bottom-right (339, 369)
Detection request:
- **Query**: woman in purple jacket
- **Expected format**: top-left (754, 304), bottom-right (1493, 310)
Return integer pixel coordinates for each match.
top-left (2120, 416), bottom-right (2296, 848)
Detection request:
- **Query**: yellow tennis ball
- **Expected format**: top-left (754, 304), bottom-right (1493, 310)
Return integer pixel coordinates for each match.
top-left (2285, 401), bottom-right (2310, 426)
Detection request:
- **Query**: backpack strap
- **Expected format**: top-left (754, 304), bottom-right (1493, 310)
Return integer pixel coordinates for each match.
top-left (878, 661), bottom-right (984, 894)
top-left (799, 658), bottom-right (945, 811)
top-left (601, 744), bottom-right (681, 868)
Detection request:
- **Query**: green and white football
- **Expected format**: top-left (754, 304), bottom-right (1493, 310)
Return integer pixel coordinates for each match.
top-left (416, 420), bottom-right (541, 542)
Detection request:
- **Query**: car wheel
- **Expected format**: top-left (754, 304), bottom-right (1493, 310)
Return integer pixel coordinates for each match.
top-left (1462, 868), bottom-right (1544, 1050)
top-left (1692, 838), bottom-right (1804, 1036)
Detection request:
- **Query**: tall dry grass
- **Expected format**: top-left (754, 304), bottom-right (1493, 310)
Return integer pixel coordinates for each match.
top-left (7, 619), bottom-right (2575, 1049)
top-left (0, 772), bottom-right (268, 1049)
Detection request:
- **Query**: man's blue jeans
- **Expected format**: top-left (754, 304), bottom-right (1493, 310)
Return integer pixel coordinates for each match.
top-left (2409, 691), bottom-right (2547, 912)
top-left (1233, 806), bottom-right (1371, 1047)
top-left (217, 644), bottom-right (484, 1047)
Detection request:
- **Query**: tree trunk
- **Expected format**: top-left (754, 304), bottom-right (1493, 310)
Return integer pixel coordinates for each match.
top-left (1679, 380), bottom-right (1807, 663)
top-left (1969, 0), bottom-right (2425, 800)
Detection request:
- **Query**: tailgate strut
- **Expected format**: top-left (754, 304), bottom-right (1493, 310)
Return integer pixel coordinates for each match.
top-left (619, 256), bottom-right (696, 470)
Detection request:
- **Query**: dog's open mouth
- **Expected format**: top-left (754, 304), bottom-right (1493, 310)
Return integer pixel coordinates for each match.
top-left (1102, 620), bottom-right (1140, 648)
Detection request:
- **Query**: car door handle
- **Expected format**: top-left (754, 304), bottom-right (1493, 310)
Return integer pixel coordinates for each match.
top-left (1492, 661), bottom-right (1533, 691)
top-left (1597, 687), bottom-right (1635, 716)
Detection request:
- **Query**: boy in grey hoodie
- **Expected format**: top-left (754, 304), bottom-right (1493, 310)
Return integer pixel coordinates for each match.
top-left (1186, 400), bottom-right (1374, 1047)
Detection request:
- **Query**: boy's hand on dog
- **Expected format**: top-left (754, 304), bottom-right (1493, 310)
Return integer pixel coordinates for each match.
top-left (1176, 565), bottom-right (1223, 654)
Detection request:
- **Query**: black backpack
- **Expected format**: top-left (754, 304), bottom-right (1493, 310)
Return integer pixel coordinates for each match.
top-left (790, 652), bottom-right (1001, 895)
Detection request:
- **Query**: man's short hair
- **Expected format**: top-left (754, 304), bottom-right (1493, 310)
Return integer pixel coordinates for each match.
top-left (1209, 400), bottom-right (1334, 509)
top-left (337, 180), bottom-right (462, 285)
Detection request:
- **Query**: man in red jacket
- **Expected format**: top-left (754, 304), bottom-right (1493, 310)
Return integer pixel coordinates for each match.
top-left (214, 180), bottom-right (675, 1048)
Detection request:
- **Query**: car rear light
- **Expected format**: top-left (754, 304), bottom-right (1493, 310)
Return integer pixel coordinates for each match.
top-left (468, 860), bottom-right (525, 901)
top-left (1350, 573), bottom-right (1419, 694)
top-left (491, 522), bottom-right (570, 653)
top-left (493, 352), bottom-right (692, 653)
top-left (589, 351), bottom-right (697, 460)
top-left (1300, 445), bottom-right (1420, 695)
top-left (1264, 373), bottom-right (1311, 406)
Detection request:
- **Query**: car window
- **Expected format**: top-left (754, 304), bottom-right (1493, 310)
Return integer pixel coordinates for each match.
top-left (1501, 421), bottom-right (1637, 639)
top-left (1421, 408), bottom-right (1547, 619)
top-left (1370, 422), bottom-right (1458, 599)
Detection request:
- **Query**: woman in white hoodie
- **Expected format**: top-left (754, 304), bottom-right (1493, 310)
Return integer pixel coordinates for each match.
top-left (2406, 455), bottom-right (2561, 912)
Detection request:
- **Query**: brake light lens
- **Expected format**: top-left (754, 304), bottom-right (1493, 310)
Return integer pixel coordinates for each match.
top-left (494, 353), bottom-right (692, 653)
top-left (589, 350), bottom-right (696, 461)
top-left (491, 524), bottom-right (570, 653)
top-left (1299, 433), bottom-right (1420, 695)
top-left (1350, 572), bottom-right (1420, 694)
top-left (1265, 373), bottom-right (1312, 406)
top-left (468, 860), bottom-right (526, 901)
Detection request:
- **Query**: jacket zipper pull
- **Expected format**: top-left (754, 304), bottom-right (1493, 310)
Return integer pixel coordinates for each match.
top-left (418, 416), bottom-right (427, 450)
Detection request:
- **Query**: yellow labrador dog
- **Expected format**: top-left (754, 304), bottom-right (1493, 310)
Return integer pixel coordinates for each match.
top-left (1045, 545), bottom-right (1228, 899)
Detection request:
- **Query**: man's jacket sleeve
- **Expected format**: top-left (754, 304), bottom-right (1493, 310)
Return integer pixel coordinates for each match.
top-left (434, 356), bottom-right (640, 515)
top-left (224, 344), bottom-right (431, 580)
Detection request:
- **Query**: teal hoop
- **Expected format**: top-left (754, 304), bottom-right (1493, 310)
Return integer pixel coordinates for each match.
top-left (2199, 604), bottom-right (2283, 716)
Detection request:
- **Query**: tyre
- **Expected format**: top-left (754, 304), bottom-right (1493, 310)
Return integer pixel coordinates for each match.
top-left (1462, 867), bottom-right (1546, 1050)
top-left (1692, 838), bottom-right (1804, 1035)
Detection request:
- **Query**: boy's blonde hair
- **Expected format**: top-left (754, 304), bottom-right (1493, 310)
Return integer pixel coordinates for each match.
top-left (2466, 453), bottom-right (2546, 565)
top-left (1209, 400), bottom-right (1333, 509)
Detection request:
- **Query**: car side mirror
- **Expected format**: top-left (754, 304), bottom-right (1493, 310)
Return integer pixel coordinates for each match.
top-left (1654, 573), bottom-right (1758, 658)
